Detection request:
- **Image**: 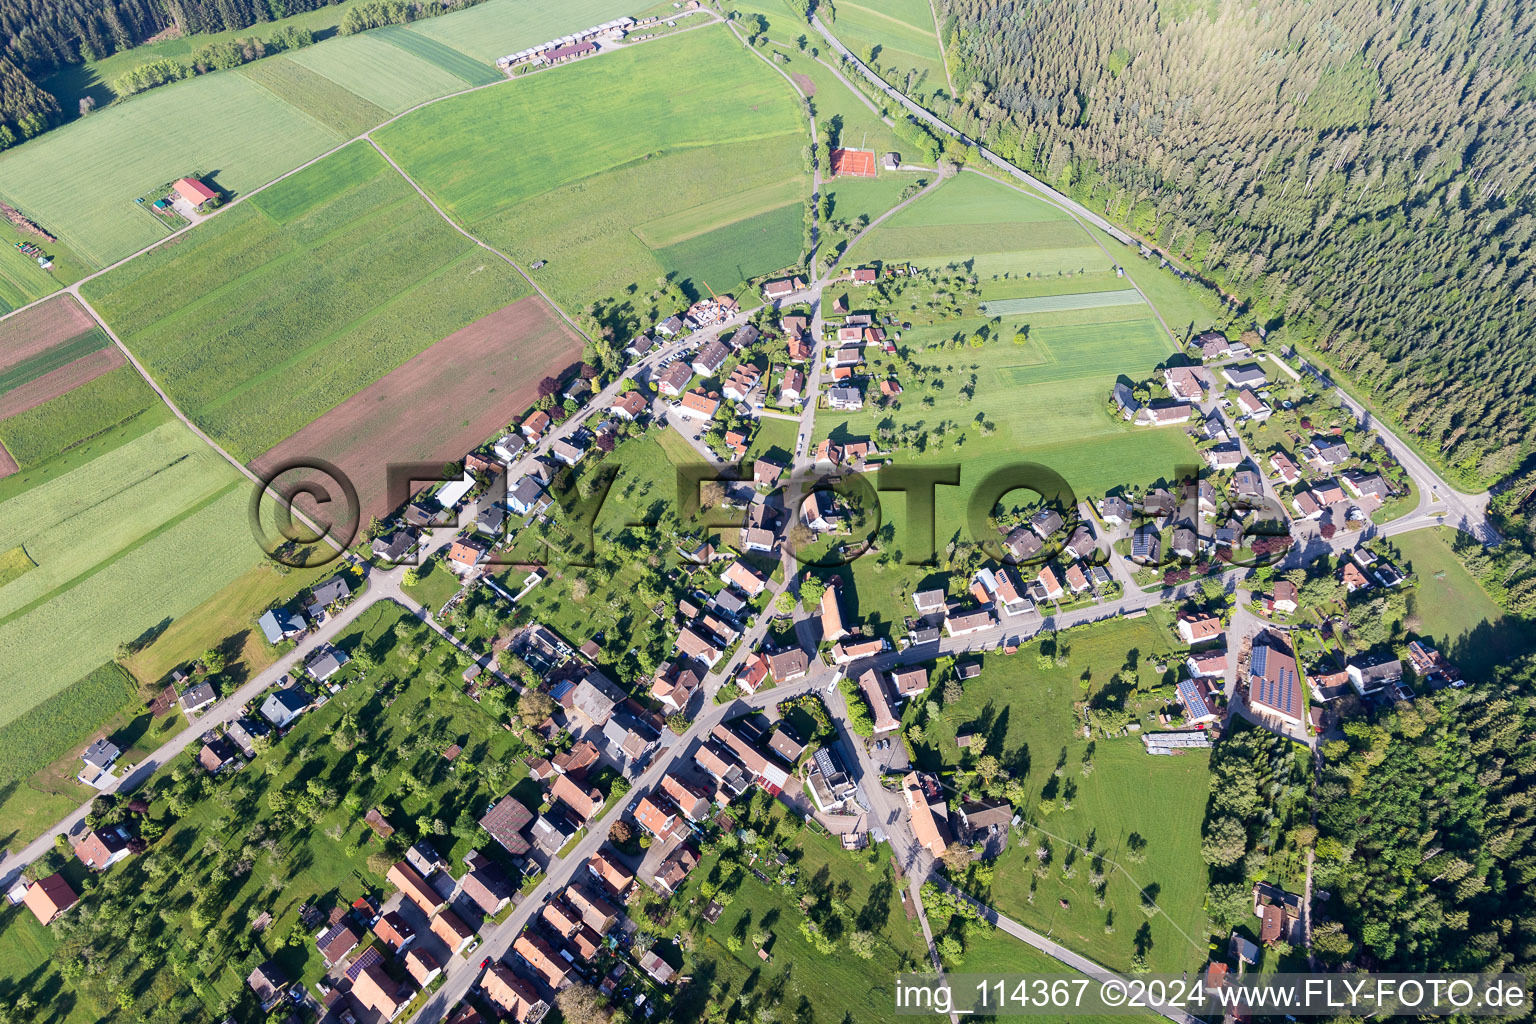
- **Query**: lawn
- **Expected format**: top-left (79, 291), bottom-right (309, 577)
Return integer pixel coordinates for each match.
top-left (80, 140), bottom-right (528, 460)
top-left (121, 558), bottom-right (333, 688)
top-left (374, 24), bottom-right (810, 308)
top-left (1390, 527), bottom-right (1535, 679)
top-left (0, 70), bottom-right (341, 267)
top-left (0, 599), bottom-right (533, 1022)
top-left (674, 798), bottom-right (932, 1024)
top-left (0, 662), bottom-right (138, 850)
top-left (913, 617), bottom-right (1212, 976)
top-left (0, 218), bottom-right (88, 309)
top-left (401, 555), bottom-right (465, 613)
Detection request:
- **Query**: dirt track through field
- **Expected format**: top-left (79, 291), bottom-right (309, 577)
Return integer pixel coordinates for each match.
top-left (251, 295), bottom-right (584, 520)
top-left (0, 346), bottom-right (125, 419)
top-left (0, 295), bottom-right (96, 374)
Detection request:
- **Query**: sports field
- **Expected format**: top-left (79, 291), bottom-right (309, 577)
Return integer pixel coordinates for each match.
top-left (374, 25), bottom-right (811, 307)
top-left (0, 416), bottom-right (259, 730)
top-left (81, 141), bottom-right (529, 461)
top-left (252, 295), bottom-right (585, 519)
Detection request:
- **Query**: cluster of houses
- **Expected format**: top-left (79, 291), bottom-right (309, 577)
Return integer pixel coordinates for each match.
top-left (900, 770), bottom-right (1014, 860)
top-left (496, 17), bottom-right (635, 69)
top-left (1204, 880), bottom-right (1304, 989)
top-left (258, 573), bottom-right (357, 646)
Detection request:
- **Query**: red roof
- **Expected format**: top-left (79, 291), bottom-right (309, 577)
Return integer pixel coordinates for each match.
top-left (173, 177), bottom-right (218, 205)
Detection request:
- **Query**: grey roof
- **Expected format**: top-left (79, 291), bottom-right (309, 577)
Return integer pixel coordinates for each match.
top-left (305, 646), bottom-right (349, 680)
top-left (509, 475), bottom-right (545, 511)
top-left (81, 738), bottom-right (120, 769)
top-left (179, 681), bottom-right (216, 710)
top-left (257, 607), bottom-right (303, 644)
top-left (371, 531), bottom-right (416, 561)
top-left (260, 688), bottom-right (310, 727)
top-left (310, 576), bottom-right (351, 607)
top-left (1030, 509), bottom-right (1064, 538)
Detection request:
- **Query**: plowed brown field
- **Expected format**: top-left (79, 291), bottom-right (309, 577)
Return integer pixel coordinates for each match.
top-left (0, 295), bottom-right (97, 373)
top-left (251, 295), bottom-right (584, 519)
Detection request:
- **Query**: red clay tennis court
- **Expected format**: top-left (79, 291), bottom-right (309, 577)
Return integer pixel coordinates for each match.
top-left (830, 147), bottom-right (877, 177)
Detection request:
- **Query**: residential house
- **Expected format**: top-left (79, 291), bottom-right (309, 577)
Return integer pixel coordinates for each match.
top-left (678, 387), bottom-right (721, 418)
top-left (551, 773), bottom-right (605, 823)
top-left (304, 644), bottom-right (349, 682)
top-left (372, 911), bottom-right (416, 953)
top-left (710, 723), bottom-right (791, 791)
top-left (1064, 563), bottom-right (1090, 594)
top-left (1269, 452), bottom-right (1300, 485)
top-left (1347, 656), bottom-right (1403, 697)
top-left (611, 391), bottom-right (648, 421)
top-left (945, 607), bottom-right (994, 636)
top-left (259, 687), bottom-right (310, 729)
top-left (1099, 496), bottom-right (1134, 525)
top-left (1163, 366), bottom-right (1207, 400)
top-left (247, 961), bottom-right (289, 1013)
top-left (660, 773), bottom-right (712, 820)
top-left (1064, 525), bottom-right (1096, 560)
top-left (641, 949), bottom-right (678, 984)
top-left (257, 607), bottom-right (305, 644)
top-left (565, 884), bottom-right (619, 934)
top-left (827, 385), bottom-right (863, 410)
top-left (1304, 437), bottom-right (1350, 469)
top-left (762, 276), bottom-right (805, 300)
top-left (901, 772), bottom-right (949, 857)
top-left (1177, 677), bottom-right (1219, 725)
top-left (724, 363), bottom-right (762, 402)
top-left (351, 959), bottom-right (413, 1021)
top-left (692, 339), bottom-right (731, 376)
top-left (832, 636), bottom-right (886, 663)
top-left (553, 740), bottom-right (601, 776)
top-left (1030, 508), bottom-right (1064, 538)
top-left (1221, 364), bottom-right (1267, 389)
top-left (655, 361), bottom-right (693, 397)
top-left (493, 433), bottom-right (526, 461)
top-left (820, 583), bottom-right (847, 643)
top-left (1269, 580), bottom-right (1299, 614)
top-left (1036, 566), bottom-right (1064, 600)
top-left (21, 873), bottom-right (77, 926)
top-left (653, 842), bottom-right (700, 895)
top-left (514, 933), bottom-right (570, 991)
top-left (1131, 524), bottom-right (1161, 564)
top-left (549, 437), bottom-right (586, 467)
top-left (1235, 387), bottom-right (1270, 420)
top-left (404, 949), bottom-right (441, 988)
top-left (650, 662), bottom-right (701, 714)
top-left (720, 560), bottom-right (769, 597)
top-left (1004, 525), bottom-right (1043, 562)
top-left (447, 536), bottom-right (488, 572)
top-left (913, 589), bottom-right (948, 617)
top-left (569, 672), bottom-right (626, 728)
top-left (430, 908), bottom-right (474, 954)
top-left (766, 726), bottom-right (805, 763)
top-left (656, 314), bottom-right (684, 337)
top-left (586, 850), bottom-right (635, 897)
top-left (753, 458), bottom-right (784, 488)
top-left (1178, 614), bottom-right (1223, 646)
top-left (634, 794), bottom-right (683, 842)
top-left (178, 681), bottom-right (217, 715)
top-left (1186, 649), bottom-right (1227, 679)
top-left (1172, 527), bottom-right (1199, 559)
top-left (766, 648), bottom-right (809, 683)
top-left (1204, 444), bottom-right (1243, 472)
top-left (1248, 636), bottom-right (1304, 726)
top-left (521, 410), bottom-right (551, 439)
top-left (1112, 382), bottom-right (1141, 420)
top-left (1341, 562), bottom-right (1371, 593)
top-left (388, 861), bottom-right (442, 916)
top-left (778, 367), bottom-right (805, 405)
top-left (316, 920), bottom-right (359, 966)
top-left (676, 625), bottom-right (723, 668)
top-left (857, 670), bottom-right (900, 734)
top-left (372, 530), bottom-right (417, 562)
top-left (483, 963), bottom-right (548, 1022)
top-left (1137, 400), bottom-right (1193, 426)
top-left (508, 475), bottom-right (549, 515)
top-left (198, 734), bottom-right (238, 773)
top-left (993, 568), bottom-right (1033, 614)
top-left (480, 794), bottom-right (535, 856)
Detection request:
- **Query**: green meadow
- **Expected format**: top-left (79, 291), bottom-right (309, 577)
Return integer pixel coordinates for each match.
top-left (81, 141), bottom-right (527, 460)
top-left (0, 417), bottom-right (256, 731)
top-left (914, 618), bottom-right (1212, 975)
top-left (0, 71), bottom-right (340, 267)
top-left (0, 364), bottom-right (159, 469)
top-left (375, 24), bottom-right (811, 306)
top-left (827, 0), bottom-right (949, 103)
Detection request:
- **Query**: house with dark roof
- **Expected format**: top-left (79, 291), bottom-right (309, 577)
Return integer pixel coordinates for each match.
top-left (316, 920), bottom-right (360, 966)
top-left (247, 961), bottom-right (289, 1012)
top-left (1249, 636), bottom-right (1303, 726)
top-left (21, 873), bottom-right (77, 926)
top-left (480, 794), bottom-right (535, 855)
top-left (258, 607), bottom-right (305, 644)
top-left (178, 681), bottom-right (217, 715)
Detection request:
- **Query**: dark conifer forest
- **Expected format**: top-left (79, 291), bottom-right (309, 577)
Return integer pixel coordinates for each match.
top-left (943, 0), bottom-right (1536, 486)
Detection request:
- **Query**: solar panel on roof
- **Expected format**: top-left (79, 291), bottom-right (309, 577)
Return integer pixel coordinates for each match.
top-left (345, 945), bottom-right (382, 981)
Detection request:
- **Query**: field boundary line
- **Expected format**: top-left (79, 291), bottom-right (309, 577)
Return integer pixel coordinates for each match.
top-left (0, 477), bottom-right (241, 628)
top-left (360, 138), bottom-right (594, 347)
top-left (925, 0), bottom-right (957, 95)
